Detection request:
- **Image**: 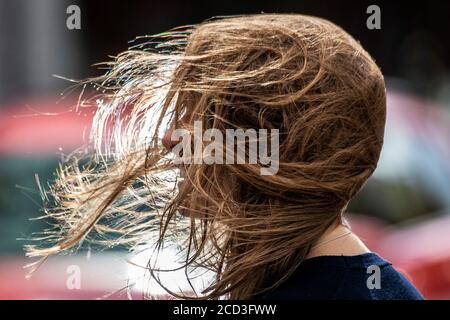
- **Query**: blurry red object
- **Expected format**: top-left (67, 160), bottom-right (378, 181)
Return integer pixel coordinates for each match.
top-left (0, 98), bottom-right (94, 156)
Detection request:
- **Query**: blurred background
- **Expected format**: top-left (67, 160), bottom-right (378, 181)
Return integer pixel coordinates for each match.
top-left (0, 0), bottom-right (449, 299)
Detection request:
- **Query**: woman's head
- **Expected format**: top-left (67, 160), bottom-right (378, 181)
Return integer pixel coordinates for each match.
top-left (26, 14), bottom-right (386, 299)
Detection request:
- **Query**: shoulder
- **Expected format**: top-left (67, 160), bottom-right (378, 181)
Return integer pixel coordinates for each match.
top-left (254, 253), bottom-right (424, 300)
top-left (337, 253), bottom-right (424, 300)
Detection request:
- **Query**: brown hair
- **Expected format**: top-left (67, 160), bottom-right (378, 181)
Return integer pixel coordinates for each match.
top-left (26, 14), bottom-right (386, 299)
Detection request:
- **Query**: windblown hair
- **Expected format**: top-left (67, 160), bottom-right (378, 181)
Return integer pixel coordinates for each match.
top-left (26, 14), bottom-right (386, 299)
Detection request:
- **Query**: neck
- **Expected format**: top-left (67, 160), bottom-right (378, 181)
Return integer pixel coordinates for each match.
top-left (306, 222), bottom-right (371, 259)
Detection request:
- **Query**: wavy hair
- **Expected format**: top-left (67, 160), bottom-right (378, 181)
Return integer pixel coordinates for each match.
top-left (25, 14), bottom-right (386, 299)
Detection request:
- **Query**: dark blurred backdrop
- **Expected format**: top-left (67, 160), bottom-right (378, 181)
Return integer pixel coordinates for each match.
top-left (2, 0), bottom-right (450, 105)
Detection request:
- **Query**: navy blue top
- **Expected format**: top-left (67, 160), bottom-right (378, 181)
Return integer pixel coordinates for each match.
top-left (254, 253), bottom-right (424, 300)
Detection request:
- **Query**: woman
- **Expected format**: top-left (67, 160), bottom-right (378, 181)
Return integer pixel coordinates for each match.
top-left (26, 14), bottom-right (423, 300)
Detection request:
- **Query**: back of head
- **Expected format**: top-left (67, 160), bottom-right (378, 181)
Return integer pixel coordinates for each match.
top-left (174, 14), bottom-right (387, 298)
